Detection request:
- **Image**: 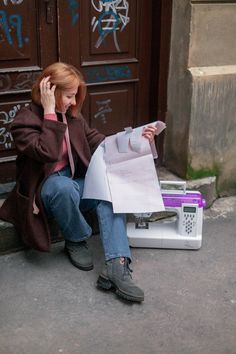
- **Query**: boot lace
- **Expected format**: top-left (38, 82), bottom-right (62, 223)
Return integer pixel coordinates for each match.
top-left (123, 258), bottom-right (133, 278)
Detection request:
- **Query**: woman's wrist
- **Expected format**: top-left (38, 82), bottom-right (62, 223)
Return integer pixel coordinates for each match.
top-left (43, 107), bottom-right (56, 115)
top-left (44, 113), bottom-right (57, 121)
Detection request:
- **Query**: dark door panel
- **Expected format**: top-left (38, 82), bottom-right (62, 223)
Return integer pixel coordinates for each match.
top-left (0, 1), bottom-right (38, 67)
top-left (81, 0), bottom-right (137, 61)
top-left (83, 82), bottom-right (135, 135)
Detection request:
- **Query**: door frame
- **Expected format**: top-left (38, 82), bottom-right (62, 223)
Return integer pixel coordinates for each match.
top-left (150, 0), bottom-right (172, 162)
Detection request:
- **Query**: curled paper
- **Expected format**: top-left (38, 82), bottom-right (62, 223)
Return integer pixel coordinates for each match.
top-left (83, 121), bottom-right (166, 213)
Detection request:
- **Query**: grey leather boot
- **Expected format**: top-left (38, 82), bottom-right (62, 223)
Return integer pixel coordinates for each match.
top-left (65, 240), bottom-right (93, 271)
top-left (97, 257), bottom-right (144, 302)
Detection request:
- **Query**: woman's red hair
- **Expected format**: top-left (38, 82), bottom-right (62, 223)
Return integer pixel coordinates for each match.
top-left (32, 62), bottom-right (86, 117)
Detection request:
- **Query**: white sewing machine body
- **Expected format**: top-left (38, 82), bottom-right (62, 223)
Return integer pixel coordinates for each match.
top-left (127, 181), bottom-right (205, 250)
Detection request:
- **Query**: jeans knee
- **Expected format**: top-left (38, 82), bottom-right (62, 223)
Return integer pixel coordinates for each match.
top-left (41, 177), bottom-right (81, 205)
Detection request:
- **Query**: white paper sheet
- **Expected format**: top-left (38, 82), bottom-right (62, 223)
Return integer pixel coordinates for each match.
top-left (82, 144), bottom-right (112, 202)
top-left (82, 121), bottom-right (166, 213)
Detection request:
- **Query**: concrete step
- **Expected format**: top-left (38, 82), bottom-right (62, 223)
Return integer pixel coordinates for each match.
top-left (0, 217), bottom-right (24, 255)
top-left (0, 196), bottom-right (99, 255)
top-left (0, 168), bottom-right (217, 255)
top-left (0, 198), bottom-right (64, 255)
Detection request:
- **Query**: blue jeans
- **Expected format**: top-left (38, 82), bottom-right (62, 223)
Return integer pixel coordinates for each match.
top-left (41, 166), bottom-right (131, 261)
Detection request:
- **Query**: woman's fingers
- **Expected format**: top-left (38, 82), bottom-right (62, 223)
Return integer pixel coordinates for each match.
top-left (40, 76), bottom-right (52, 94)
top-left (51, 84), bottom-right (56, 93)
top-left (142, 125), bottom-right (157, 141)
top-left (40, 76), bottom-right (56, 113)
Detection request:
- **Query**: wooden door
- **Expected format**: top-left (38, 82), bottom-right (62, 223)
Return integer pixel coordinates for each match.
top-left (0, 0), bottom-right (168, 183)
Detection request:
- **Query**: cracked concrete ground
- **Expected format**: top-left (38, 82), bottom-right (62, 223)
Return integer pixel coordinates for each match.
top-left (0, 197), bottom-right (236, 354)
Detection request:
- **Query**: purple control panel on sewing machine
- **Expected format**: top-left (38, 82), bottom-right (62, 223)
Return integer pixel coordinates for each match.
top-left (162, 192), bottom-right (206, 208)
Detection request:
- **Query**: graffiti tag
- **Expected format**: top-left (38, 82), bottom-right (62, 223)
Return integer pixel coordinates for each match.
top-left (0, 104), bottom-right (21, 149)
top-left (67, 0), bottom-right (79, 26)
top-left (0, 9), bottom-right (28, 49)
top-left (0, 72), bottom-right (39, 93)
top-left (94, 99), bottom-right (112, 124)
top-left (84, 64), bottom-right (132, 83)
top-left (91, 0), bottom-right (130, 52)
top-left (3, 0), bottom-right (24, 5)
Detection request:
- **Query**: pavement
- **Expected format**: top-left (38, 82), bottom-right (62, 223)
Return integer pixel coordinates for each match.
top-left (0, 196), bottom-right (236, 354)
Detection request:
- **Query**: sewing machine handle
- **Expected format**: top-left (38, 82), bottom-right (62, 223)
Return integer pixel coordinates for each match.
top-left (160, 180), bottom-right (186, 194)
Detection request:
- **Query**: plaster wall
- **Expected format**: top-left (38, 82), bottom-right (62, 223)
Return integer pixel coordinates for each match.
top-left (164, 0), bottom-right (236, 195)
top-left (189, 67), bottom-right (236, 195)
top-left (189, 3), bottom-right (236, 67)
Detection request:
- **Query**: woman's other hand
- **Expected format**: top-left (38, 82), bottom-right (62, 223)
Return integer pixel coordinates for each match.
top-left (142, 125), bottom-right (157, 142)
top-left (40, 76), bottom-right (56, 114)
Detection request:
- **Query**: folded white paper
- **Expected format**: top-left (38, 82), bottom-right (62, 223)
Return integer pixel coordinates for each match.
top-left (82, 121), bottom-right (166, 213)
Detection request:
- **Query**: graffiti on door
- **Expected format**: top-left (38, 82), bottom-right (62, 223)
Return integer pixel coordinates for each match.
top-left (2, 0), bottom-right (24, 4)
top-left (0, 104), bottom-right (21, 149)
top-left (94, 99), bottom-right (112, 124)
top-left (0, 72), bottom-right (39, 93)
top-left (91, 0), bottom-right (130, 52)
top-left (0, 103), bottom-right (29, 150)
top-left (0, 0), bottom-right (28, 51)
top-left (84, 64), bottom-right (132, 83)
top-left (67, 0), bottom-right (79, 26)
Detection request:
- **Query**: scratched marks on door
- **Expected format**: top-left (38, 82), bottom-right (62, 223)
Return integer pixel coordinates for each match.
top-left (91, 0), bottom-right (130, 52)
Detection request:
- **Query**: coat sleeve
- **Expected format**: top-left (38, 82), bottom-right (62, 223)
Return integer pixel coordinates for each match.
top-left (11, 107), bottom-right (67, 163)
top-left (80, 115), bottom-right (105, 154)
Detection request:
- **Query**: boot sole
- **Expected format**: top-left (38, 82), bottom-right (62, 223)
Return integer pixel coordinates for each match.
top-left (97, 275), bottom-right (144, 302)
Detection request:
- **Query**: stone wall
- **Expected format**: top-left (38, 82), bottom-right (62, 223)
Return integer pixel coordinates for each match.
top-left (164, 0), bottom-right (236, 196)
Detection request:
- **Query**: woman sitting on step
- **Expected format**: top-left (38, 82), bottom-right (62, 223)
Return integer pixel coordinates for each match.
top-left (0, 62), bottom-right (157, 303)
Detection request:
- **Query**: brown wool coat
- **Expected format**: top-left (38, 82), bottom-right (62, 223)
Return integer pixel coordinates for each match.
top-left (0, 102), bottom-right (105, 252)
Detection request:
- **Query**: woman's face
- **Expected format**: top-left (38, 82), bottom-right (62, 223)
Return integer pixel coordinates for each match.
top-left (57, 82), bottom-right (79, 113)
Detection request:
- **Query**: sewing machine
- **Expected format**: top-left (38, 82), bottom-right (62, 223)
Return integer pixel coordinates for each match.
top-left (127, 181), bottom-right (205, 250)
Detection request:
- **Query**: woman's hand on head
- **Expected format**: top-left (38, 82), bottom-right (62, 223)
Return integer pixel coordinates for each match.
top-left (40, 76), bottom-right (56, 115)
top-left (142, 125), bottom-right (157, 142)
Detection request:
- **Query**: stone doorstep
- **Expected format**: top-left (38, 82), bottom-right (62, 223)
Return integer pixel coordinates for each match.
top-left (0, 201), bottom-right (64, 255)
top-left (0, 168), bottom-right (217, 255)
top-left (0, 198), bottom-right (99, 255)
